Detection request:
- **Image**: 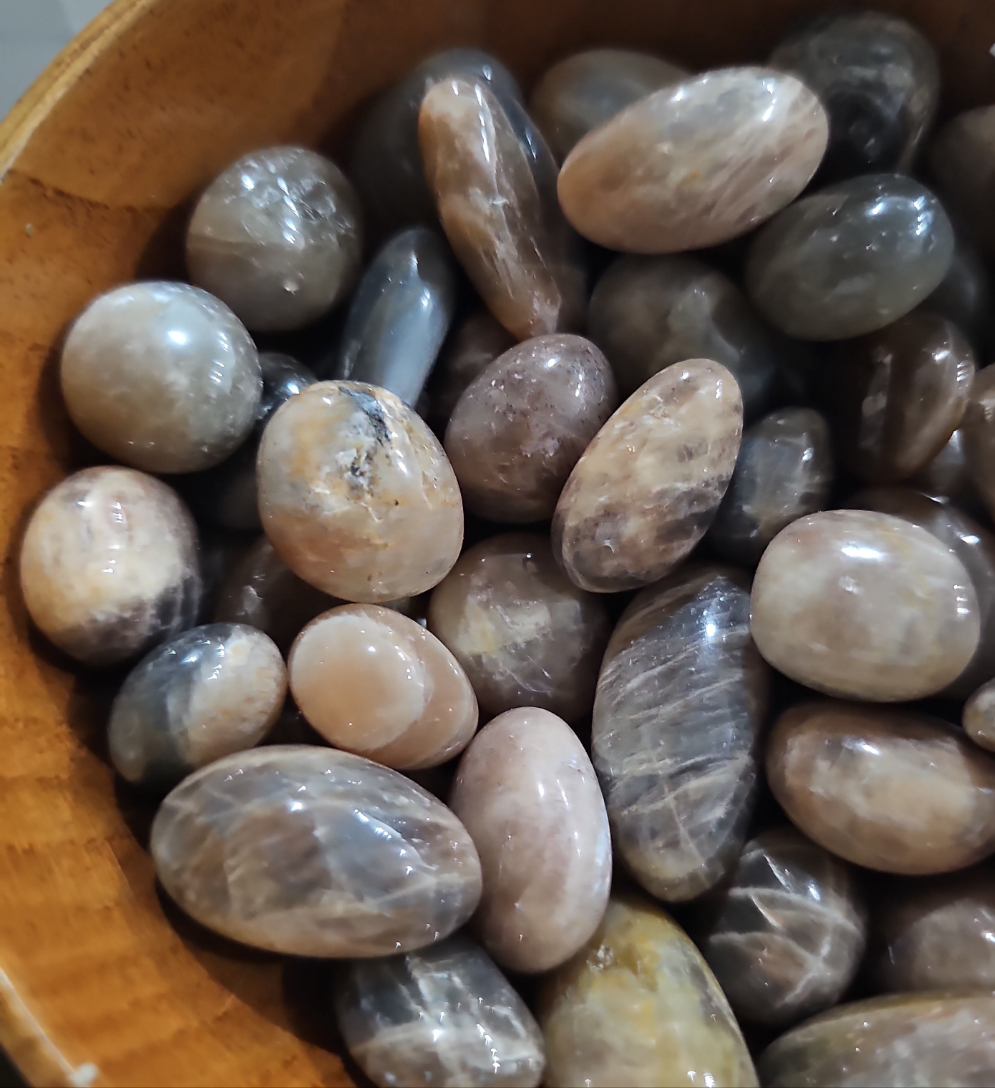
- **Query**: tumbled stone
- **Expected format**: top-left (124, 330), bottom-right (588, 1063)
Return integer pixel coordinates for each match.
top-left (924, 236), bottom-right (995, 358)
top-left (708, 408), bottom-right (833, 566)
top-left (593, 565), bottom-right (768, 902)
top-left (530, 48), bottom-right (689, 162)
top-left (911, 427), bottom-right (984, 513)
top-left (539, 896), bottom-right (758, 1088)
top-left (697, 827), bottom-right (866, 1028)
top-left (746, 174), bottom-right (954, 340)
top-left (929, 105), bottom-right (995, 258)
top-left (335, 934), bottom-right (545, 1088)
top-left (964, 678), bottom-right (995, 752)
top-left (767, 701), bottom-right (995, 875)
top-left (419, 77), bottom-right (584, 340)
top-left (333, 227), bottom-right (456, 406)
top-left (445, 334), bottom-right (617, 522)
top-left (258, 381), bottom-right (462, 602)
top-left (553, 359), bottom-right (742, 592)
top-left (769, 10), bottom-right (939, 181)
top-left (751, 509), bottom-right (980, 701)
top-left (759, 992), bottom-right (995, 1088)
top-left (151, 745), bottom-right (481, 956)
top-left (61, 281), bottom-right (261, 473)
top-left (557, 67), bottom-right (827, 253)
top-left (450, 708), bottom-right (611, 973)
top-left (288, 604), bottom-right (477, 770)
top-left (963, 364), bottom-right (995, 522)
top-left (186, 147), bottom-right (363, 332)
top-left (427, 309), bottom-right (515, 431)
top-left (109, 623), bottom-right (285, 789)
top-left (426, 533), bottom-right (611, 723)
top-left (20, 467), bottom-right (201, 666)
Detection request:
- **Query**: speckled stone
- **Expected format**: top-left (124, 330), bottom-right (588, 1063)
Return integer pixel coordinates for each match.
top-left (539, 896), bottom-right (758, 1088)
top-left (593, 565), bottom-right (769, 902)
top-left (929, 105), bottom-right (995, 258)
top-left (965, 679), bottom-right (995, 752)
top-left (427, 310), bottom-right (515, 431)
top-left (109, 623), bottom-right (286, 789)
top-left (151, 745), bottom-right (482, 957)
top-left (335, 934), bottom-right (545, 1088)
top-left (20, 467), bottom-right (201, 666)
top-left (767, 701), bottom-right (995, 875)
top-left (746, 174), bottom-right (954, 340)
top-left (963, 364), bottom-right (995, 523)
top-left (697, 827), bottom-right (867, 1028)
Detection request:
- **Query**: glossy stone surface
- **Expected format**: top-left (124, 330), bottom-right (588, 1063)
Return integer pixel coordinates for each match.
top-left (929, 105), bottom-right (995, 258)
top-left (911, 427), bottom-right (983, 513)
top-left (708, 408), bottom-right (833, 566)
top-left (530, 48), bottom-right (688, 162)
top-left (964, 364), bottom-right (995, 522)
top-left (427, 310), bottom-right (515, 430)
top-left (427, 534), bottom-right (611, 723)
top-left (419, 77), bottom-right (585, 340)
top-left (593, 565), bottom-right (769, 902)
top-left (539, 896), bottom-right (758, 1088)
top-left (751, 510), bottom-right (980, 701)
top-left (61, 281), bottom-right (262, 473)
top-left (258, 381), bottom-right (463, 602)
top-left (557, 67), bottom-right (827, 253)
top-left (698, 827), bottom-right (867, 1028)
top-left (288, 604), bottom-right (477, 770)
top-left (769, 10), bottom-right (939, 181)
top-left (767, 701), bottom-right (995, 875)
top-left (186, 146), bottom-right (363, 332)
top-left (924, 237), bottom-right (995, 358)
top-left (965, 679), bottom-right (995, 752)
top-left (333, 227), bottom-right (456, 406)
top-left (445, 334), bottom-right (617, 523)
top-left (335, 934), bottom-right (545, 1088)
top-left (828, 311), bottom-right (975, 484)
top-left (20, 467), bottom-right (201, 666)
top-left (746, 174), bottom-right (954, 340)
top-left (758, 993), bottom-right (995, 1088)
top-left (109, 623), bottom-right (286, 789)
top-left (151, 745), bottom-right (482, 956)
top-left (450, 708), bottom-right (611, 973)
top-left (553, 359), bottom-right (743, 593)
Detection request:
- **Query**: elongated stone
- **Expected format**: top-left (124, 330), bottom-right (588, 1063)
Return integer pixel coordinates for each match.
top-left (427, 533), bottom-right (611, 723)
top-left (151, 745), bottom-right (482, 956)
top-left (911, 427), bottom-right (984, 513)
top-left (553, 359), bottom-right (743, 593)
top-left (746, 174), bottom-right (954, 340)
top-left (20, 467), bottom-right (201, 666)
top-left (767, 701), bottom-right (995, 875)
top-left (427, 310), bottom-right (515, 431)
top-left (759, 993), bottom-right (995, 1088)
top-left (929, 105), bottom-right (995, 258)
top-left (450, 709), bottom-right (611, 973)
top-left (445, 334), bottom-right (617, 522)
top-left (593, 565), bottom-right (769, 902)
top-left (964, 364), bottom-right (995, 522)
top-left (530, 49), bottom-right (688, 162)
top-left (924, 236), bottom-right (995, 358)
top-left (751, 510), bottom-right (980, 701)
top-left (557, 67), bottom-right (827, 253)
top-left (335, 934), bottom-right (545, 1088)
top-left (697, 827), bottom-right (866, 1028)
top-left (109, 623), bottom-right (285, 789)
top-left (539, 896), bottom-right (758, 1088)
top-left (964, 678), bottom-right (995, 752)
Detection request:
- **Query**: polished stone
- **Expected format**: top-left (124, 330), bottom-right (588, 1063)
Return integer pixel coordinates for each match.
top-left (557, 67), bottom-right (827, 253)
top-left (751, 509), bottom-right (980, 701)
top-left (427, 533), bottom-right (611, 723)
top-left (767, 701), bottom-right (995, 875)
top-left (965, 678), bottom-right (995, 752)
top-left (593, 565), bottom-right (769, 902)
top-left (963, 364), bottom-right (995, 522)
top-left (929, 105), bottom-right (995, 258)
top-left (553, 359), bottom-right (743, 593)
top-left (151, 745), bottom-right (482, 956)
top-left (335, 934), bottom-right (545, 1088)
top-left (445, 334), bottom-right (617, 522)
top-left (426, 309), bottom-right (515, 431)
top-left (924, 236), bottom-right (995, 358)
top-left (20, 467), bottom-right (201, 666)
top-left (746, 174), bottom-right (954, 340)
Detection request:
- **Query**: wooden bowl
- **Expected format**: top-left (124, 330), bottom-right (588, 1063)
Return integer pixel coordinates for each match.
top-left (1, 0), bottom-right (993, 1084)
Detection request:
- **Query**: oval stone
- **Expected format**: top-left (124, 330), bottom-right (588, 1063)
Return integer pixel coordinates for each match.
top-left (151, 745), bottom-right (482, 956)
top-left (450, 708), bottom-right (611, 973)
top-left (335, 934), bottom-right (545, 1088)
top-left (552, 359), bottom-right (743, 593)
top-left (746, 174), bottom-right (954, 340)
top-left (751, 509), bottom-right (980, 701)
top-left (427, 309), bottom-right (515, 431)
top-left (539, 896), bottom-right (758, 1088)
top-left (767, 701), bottom-right (995, 875)
top-left (557, 67), bottom-right (827, 253)
top-left (697, 827), bottom-right (867, 1028)
top-left (964, 364), bottom-right (995, 522)
top-left (929, 105), bottom-right (995, 258)
top-left (593, 565), bottom-right (769, 902)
